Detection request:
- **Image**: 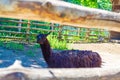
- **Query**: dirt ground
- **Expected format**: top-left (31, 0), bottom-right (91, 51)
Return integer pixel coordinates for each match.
top-left (69, 43), bottom-right (120, 55)
top-left (0, 43), bottom-right (120, 80)
top-left (69, 43), bottom-right (120, 68)
top-left (0, 43), bottom-right (120, 68)
top-left (0, 45), bottom-right (48, 68)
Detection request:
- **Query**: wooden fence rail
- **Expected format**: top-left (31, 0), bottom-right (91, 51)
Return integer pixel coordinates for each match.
top-left (0, 18), bottom-right (110, 43)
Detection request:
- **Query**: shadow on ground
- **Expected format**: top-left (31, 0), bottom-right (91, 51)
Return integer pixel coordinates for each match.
top-left (0, 45), bottom-right (48, 68)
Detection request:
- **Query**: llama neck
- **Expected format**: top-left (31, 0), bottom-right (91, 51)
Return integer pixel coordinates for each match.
top-left (40, 38), bottom-right (52, 62)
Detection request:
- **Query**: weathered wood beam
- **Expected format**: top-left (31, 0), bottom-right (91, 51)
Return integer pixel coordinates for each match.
top-left (0, 0), bottom-right (120, 32)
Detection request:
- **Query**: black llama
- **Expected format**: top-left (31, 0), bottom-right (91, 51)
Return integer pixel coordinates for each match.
top-left (37, 32), bottom-right (102, 68)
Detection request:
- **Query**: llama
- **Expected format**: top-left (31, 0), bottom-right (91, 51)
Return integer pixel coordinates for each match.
top-left (37, 33), bottom-right (102, 68)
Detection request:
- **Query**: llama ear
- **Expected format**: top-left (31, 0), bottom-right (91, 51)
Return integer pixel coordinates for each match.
top-left (45, 32), bottom-right (51, 37)
top-left (45, 23), bottom-right (53, 37)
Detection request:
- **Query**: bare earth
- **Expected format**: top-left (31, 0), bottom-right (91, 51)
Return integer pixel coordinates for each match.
top-left (0, 43), bottom-right (120, 80)
top-left (69, 43), bottom-right (120, 68)
top-left (0, 43), bottom-right (120, 68)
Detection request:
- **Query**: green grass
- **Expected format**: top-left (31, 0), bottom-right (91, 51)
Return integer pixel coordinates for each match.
top-left (0, 41), bottom-right (24, 50)
top-left (5, 42), bottom-right (24, 50)
top-left (0, 41), bottom-right (4, 47)
top-left (47, 35), bottom-right (68, 50)
top-left (0, 35), bottom-right (68, 51)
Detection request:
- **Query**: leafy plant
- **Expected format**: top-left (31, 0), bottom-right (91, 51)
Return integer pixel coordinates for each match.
top-left (97, 0), bottom-right (112, 11)
top-left (65, 0), bottom-right (112, 10)
top-left (5, 42), bottom-right (24, 50)
top-left (0, 41), bottom-right (4, 47)
top-left (47, 35), bottom-right (68, 50)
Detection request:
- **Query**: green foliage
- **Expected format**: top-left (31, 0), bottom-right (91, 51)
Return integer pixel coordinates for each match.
top-left (0, 41), bottom-right (24, 50)
top-left (30, 20), bottom-right (51, 34)
top-left (65, 0), bottom-right (112, 10)
top-left (97, 0), bottom-right (112, 11)
top-left (5, 42), bottom-right (24, 50)
top-left (47, 35), bottom-right (68, 50)
top-left (0, 41), bottom-right (4, 47)
top-left (70, 36), bottom-right (80, 43)
top-left (65, 0), bottom-right (81, 5)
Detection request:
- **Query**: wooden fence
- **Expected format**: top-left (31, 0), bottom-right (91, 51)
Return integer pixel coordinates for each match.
top-left (0, 18), bottom-right (110, 43)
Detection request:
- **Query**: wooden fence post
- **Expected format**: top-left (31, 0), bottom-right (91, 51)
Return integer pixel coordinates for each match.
top-left (86, 28), bottom-right (90, 42)
top-left (58, 25), bottom-right (62, 40)
top-left (26, 20), bottom-right (30, 43)
top-left (110, 0), bottom-right (120, 42)
top-left (77, 28), bottom-right (80, 36)
top-left (50, 23), bottom-right (54, 35)
top-left (18, 19), bottom-right (22, 32)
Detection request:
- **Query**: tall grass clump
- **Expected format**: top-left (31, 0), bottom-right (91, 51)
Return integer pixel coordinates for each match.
top-left (5, 42), bottom-right (24, 50)
top-left (47, 35), bottom-right (68, 50)
top-left (0, 41), bottom-right (4, 47)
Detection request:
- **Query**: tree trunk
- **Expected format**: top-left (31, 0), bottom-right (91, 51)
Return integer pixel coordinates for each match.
top-left (110, 31), bottom-right (120, 40)
top-left (111, 0), bottom-right (120, 12)
top-left (110, 0), bottom-right (120, 40)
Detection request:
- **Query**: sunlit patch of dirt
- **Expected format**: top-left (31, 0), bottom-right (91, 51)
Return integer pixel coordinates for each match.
top-left (69, 43), bottom-right (120, 68)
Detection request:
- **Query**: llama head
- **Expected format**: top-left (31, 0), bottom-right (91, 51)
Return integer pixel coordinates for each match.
top-left (37, 24), bottom-right (52, 44)
top-left (37, 32), bottom-right (50, 44)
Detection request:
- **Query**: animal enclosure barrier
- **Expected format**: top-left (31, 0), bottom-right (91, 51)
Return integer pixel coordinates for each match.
top-left (0, 0), bottom-right (120, 80)
top-left (0, 18), bottom-right (110, 43)
top-left (0, 0), bottom-right (120, 32)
